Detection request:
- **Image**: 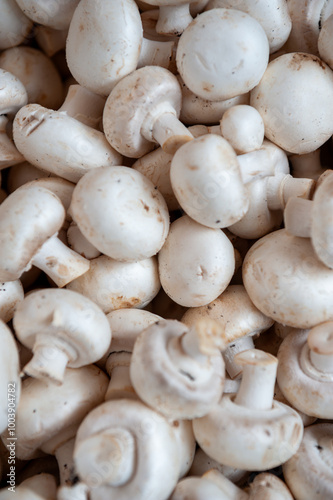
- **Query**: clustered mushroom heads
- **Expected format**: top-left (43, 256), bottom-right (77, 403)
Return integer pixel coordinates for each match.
top-left (1, 1), bottom-right (333, 499)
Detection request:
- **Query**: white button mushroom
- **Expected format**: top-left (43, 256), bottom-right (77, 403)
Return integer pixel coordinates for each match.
top-left (0, 183), bottom-right (90, 286)
top-left (0, 0), bottom-right (33, 50)
top-left (220, 104), bottom-right (265, 154)
top-left (158, 215), bottom-right (235, 307)
top-left (15, 0), bottom-right (80, 30)
top-left (13, 288), bottom-right (111, 385)
top-left (73, 399), bottom-right (180, 500)
top-left (103, 65), bottom-right (193, 157)
top-left (67, 255), bottom-right (160, 314)
top-left (176, 8), bottom-right (269, 101)
top-left (277, 322), bottom-right (333, 419)
top-left (0, 68), bottom-right (27, 116)
top-left (0, 279), bottom-right (24, 323)
top-left (283, 423), bottom-right (333, 500)
top-left (193, 349), bottom-right (304, 470)
top-left (250, 52), bottom-right (333, 154)
top-left (69, 166), bottom-right (169, 262)
top-left (143, 1), bottom-right (195, 35)
top-left (67, 223), bottom-right (101, 260)
top-left (243, 229), bottom-right (333, 328)
top-left (130, 318), bottom-right (225, 419)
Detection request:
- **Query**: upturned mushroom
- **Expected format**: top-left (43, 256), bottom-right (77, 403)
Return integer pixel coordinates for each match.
top-left (103, 65), bottom-right (193, 157)
top-left (277, 322), bottom-right (333, 419)
top-left (67, 255), bottom-right (160, 314)
top-left (13, 288), bottom-right (111, 385)
top-left (158, 215), bottom-right (235, 307)
top-left (69, 166), bottom-right (169, 262)
top-left (242, 228), bottom-right (333, 328)
top-left (73, 399), bottom-right (180, 500)
top-left (130, 318), bottom-right (225, 419)
top-left (193, 349), bottom-right (304, 470)
top-left (284, 170), bottom-right (333, 268)
top-left (283, 423), bottom-right (333, 500)
top-left (0, 183), bottom-right (90, 286)
top-left (176, 8), bottom-right (269, 102)
top-left (13, 85), bottom-right (122, 183)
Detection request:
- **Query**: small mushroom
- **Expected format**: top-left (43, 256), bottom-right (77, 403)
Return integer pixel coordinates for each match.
top-left (0, 183), bottom-right (89, 286)
top-left (193, 349), bottom-right (303, 470)
top-left (67, 255), bottom-right (160, 314)
top-left (69, 166), bottom-right (169, 262)
top-left (73, 399), bottom-right (180, 500)
top-left (0, 279), bottom-right (24, 323)
top-left (158, 215), bottom-right (235, 307)
top-left (67, 223), bottom-right (101, 260)
top-left (103, 65), bottom-right (193, 157)
top-left (277, 322), bottom-right (333, 419)
top-left (176, 8), bottom-right (269, 101)
top-left (283, 423), bottom-right (333, 500)
top-left (220, 104), bottom-right (264, 154)
top-left (13, 288), bottom-right (111, 385)
top-left (130, 318), bottom-right (225, 419)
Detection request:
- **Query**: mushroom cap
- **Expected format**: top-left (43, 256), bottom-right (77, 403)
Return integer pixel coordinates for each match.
top-left (0, 46), bottom-right (64, 109)
top-left (0, 68), bottom-right (27, 115)
top-left (250, 52), bottom-right (333, 154)
top-left (182, 285), bottom-right (274, 345)
top-left (0, 184), bottom-right (65, 281)
top-left (103, 66), bottom-right (182, 158)
top-left (70, 166), bottom-right (169, 262)
top-left (130, 319), bottom-right (225, 419)
top-left (170, 134), bottom-right (249, 228)
top-left (193, 393), bottom-right (303, 470)
top-left (249, 473), bottom-right (294, 500)
top-left (158, 215), bottom-right (235, 307)
top-left (311, 171), bottom-right (333, 268)
top-left (0, 0), bottom-right (33, 50)
top-left (277, 328), bottom-right (333, 419)
top-left (74, 399), bottom-right (180, 500)
top-left (176, 8), bottom-right (269, 101)
top-left (0, 279), bottom-right (24, 323)
top-left (220, 104), bottom-right (264, 154)
top-left (13, 288), bottom-right (111, 369)
top-left (66, 0), bottom-right (143, 96)
top-left (170, 476), bottom-right (231, 500)
top-left (67, 255), bottom-right (160, 314)
top-left (13, 104), bottom-right (122, 184)
top-left (14, 365), bottom-right (108, 460)
top-left (283, 423), bottom-right (333, 500)
top-left (243, 229), bottom-right (333, 328)
top-left (0, 320), bottom-right (21, 434)
top-left (15, 0), bottom-right (80, 29)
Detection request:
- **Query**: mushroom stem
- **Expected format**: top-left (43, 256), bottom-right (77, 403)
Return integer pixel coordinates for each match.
top-left (58, 85), bottom-right (106, 129)
top-left (234, 350), bottom-right (278, 411)
top-left (31, 233), bottom-right (90, 287)
top-left (266, 173), bottom-right (315, 211)
top-left (105, 352), bottom-right (136, 401)
top-left (156, 4), bottom-right (193, 35)
top-left (75, 429), bottom-right (136, 488)
top-left (284, 197), bottom-right (313, 237)
top-left (204, 469), bottom-right (248, 500)
top-left (54, 437), bottom-right (77, 486)
top-left (138, 38), bottom-right (176, 71)
top-left (223, 336), bottom-right (255, 380)
top-left (181, 318), bottom-right (225, 360)
top-left (307, 322), bottom-right (333, 374)
top-left (151, 111), bottom-right (193, 154)
top-left (23, 337), bottom-right (71, 384)
top-left (289, 149), bottom-right (324, 180)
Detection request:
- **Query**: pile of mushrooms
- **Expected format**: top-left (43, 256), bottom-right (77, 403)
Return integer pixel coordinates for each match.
top-left (1, 1), bottom-right (333, 499)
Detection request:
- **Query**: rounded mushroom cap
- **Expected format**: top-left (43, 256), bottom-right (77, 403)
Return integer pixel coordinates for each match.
top-left (182, 285), bottom-right (274, 345)
top-left (311, 171), bottom-right (333, 268)
top-left (0, 279), bottom-right (24, 323)
top-left (0, 184), bottom-right (65, 281)
top-left (193, 394), bottom-right (303, 470)
top-left (283, 423), bottom-right (333, 500)
top-left (158, 215), bottom-right (235, 307)
top-left (0, 0), bottom-right (33, 50)
top-left (0, 68), bottom-right (27, 115)
top-left (250, 473), bottom-right (294, 500)
top-left (130, 319), bottom-right (225, 419)
top-left (103, 66), bottom-right (183, 158)
top-left (0, 46), bottom-right (64, 109)
top-left (16, 0), bottom-right (80, 30)
top-left (277, 328), bottom-right (333, 419)
top-left (13, 288), bottom-right (111, 368)
top-left (220, 104), bottom-right (264, 154)
top-left (70, 166), bottom-right (169, 262)
top-left (14, 365), bottom-right (108, 460)
top-left (170, 476), bottom-right (230, 500)
top-left (176, 8), bottom-right (269, 101)
top-left (74, 399), bottom-right (180, 500)
top-left (250, 52), bottom-right (333, 154)
top-left (66, 0), bottom-right (142, 96)
top-left (67, 254), bottom-right (160, 314)
top-left (170, 134), bottom-right (249, 228)
top-left (243, 229), bottom-right (333, 328)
